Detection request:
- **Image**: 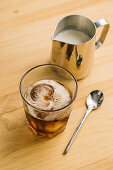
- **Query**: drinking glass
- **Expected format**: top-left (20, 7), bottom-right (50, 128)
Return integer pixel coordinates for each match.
top-left (20, 64), bottom-right (78, 137)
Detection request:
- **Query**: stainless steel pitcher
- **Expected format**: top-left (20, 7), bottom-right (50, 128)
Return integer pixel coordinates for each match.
top-left (50, 15), bottom-right (110, 80)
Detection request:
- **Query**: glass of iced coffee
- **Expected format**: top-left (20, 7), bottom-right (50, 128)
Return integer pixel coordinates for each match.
top-left (20, 64), bottom-right (78, 137)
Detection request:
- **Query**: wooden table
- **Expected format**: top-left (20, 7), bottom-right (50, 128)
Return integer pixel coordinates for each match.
top-left (0, 0), bottom-right (113, 169)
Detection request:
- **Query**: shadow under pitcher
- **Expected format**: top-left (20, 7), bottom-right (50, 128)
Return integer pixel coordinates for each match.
top-left (50, 15), bottom-right (110, 80)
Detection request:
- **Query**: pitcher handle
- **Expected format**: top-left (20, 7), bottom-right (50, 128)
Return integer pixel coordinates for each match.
top-left (94, 19), bottom-right (110, 49)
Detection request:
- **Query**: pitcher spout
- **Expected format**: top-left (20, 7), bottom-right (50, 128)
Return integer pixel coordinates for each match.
top-left (51, 15), bottom-right (74, 42)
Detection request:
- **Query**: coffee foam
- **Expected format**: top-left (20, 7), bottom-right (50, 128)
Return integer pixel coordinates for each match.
top-left (24, 80), bottom-right (71, 112)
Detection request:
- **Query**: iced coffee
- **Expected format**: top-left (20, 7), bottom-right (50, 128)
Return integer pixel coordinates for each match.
top-left (20, 64), bottom-right (78, 137)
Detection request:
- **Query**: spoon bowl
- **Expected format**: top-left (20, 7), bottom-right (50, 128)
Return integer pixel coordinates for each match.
top-left (87, 90), bottom-right (104, 109)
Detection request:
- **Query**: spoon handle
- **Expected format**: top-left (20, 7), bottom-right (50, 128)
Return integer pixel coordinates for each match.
top-left (63, 107), bottom-right (92, 155)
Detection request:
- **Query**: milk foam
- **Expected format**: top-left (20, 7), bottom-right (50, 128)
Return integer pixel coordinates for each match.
top-left (24, 80), bottom-right (71, 116)
top-left (54, 29), bottom-right (91, 45)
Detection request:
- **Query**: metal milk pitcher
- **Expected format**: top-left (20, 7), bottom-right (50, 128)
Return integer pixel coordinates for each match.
top-left (50, 15), bottom-right (110, 80)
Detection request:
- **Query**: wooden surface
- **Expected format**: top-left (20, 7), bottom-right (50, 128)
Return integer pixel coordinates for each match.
top-left (0, 0), bottom-right (113, 169)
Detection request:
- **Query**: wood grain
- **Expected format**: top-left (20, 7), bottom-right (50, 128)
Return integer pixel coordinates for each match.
top-left (0, 0), bottom-right (113, 169)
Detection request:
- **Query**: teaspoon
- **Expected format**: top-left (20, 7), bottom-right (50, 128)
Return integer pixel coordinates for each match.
top-left (63, 90), bottom-right (104, 155)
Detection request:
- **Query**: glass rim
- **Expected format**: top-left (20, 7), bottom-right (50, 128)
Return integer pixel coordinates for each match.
top-left (19, 64), bottom-right (78, 112)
